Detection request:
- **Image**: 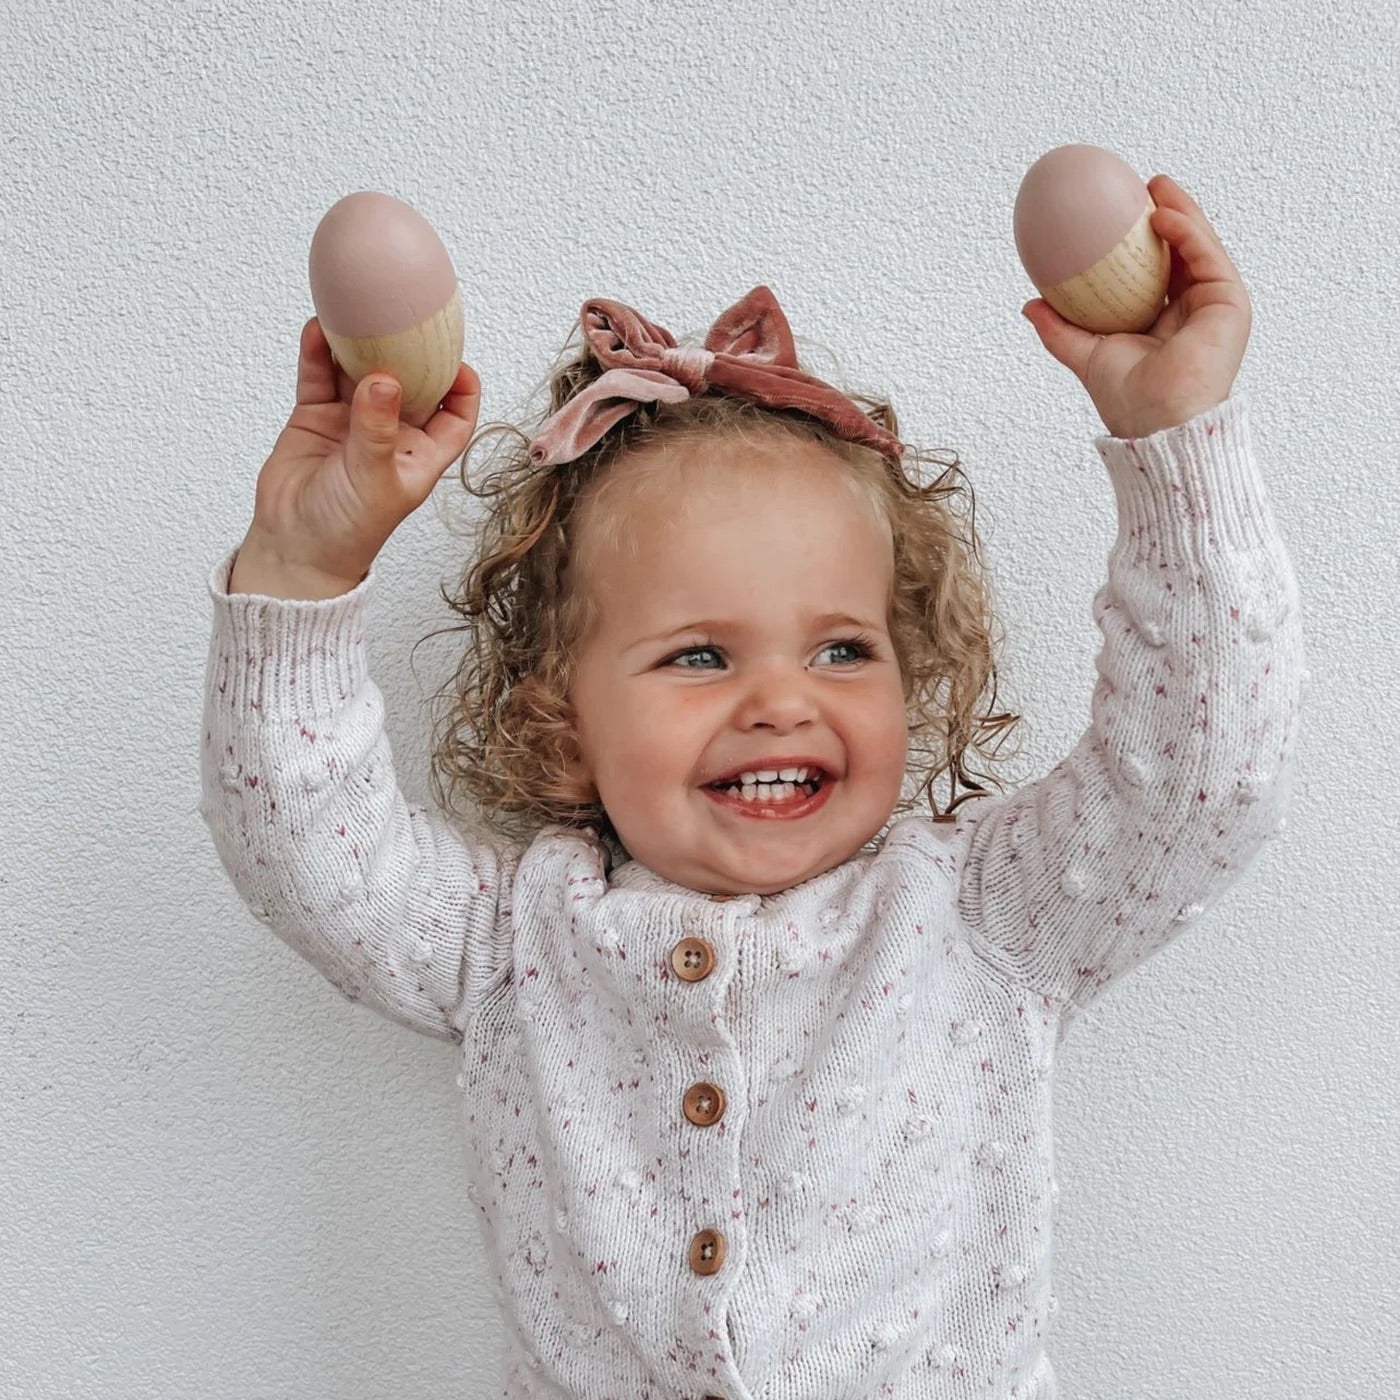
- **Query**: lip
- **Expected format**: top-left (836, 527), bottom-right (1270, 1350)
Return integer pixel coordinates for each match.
top-left (702, 776), bottom-right (835, 821)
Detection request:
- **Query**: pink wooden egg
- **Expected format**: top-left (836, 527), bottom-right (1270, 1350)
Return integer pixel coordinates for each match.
top-left (308, 192), bottom-right (464, 426)
top-left (1013, 145), bottom-right (1170, 335)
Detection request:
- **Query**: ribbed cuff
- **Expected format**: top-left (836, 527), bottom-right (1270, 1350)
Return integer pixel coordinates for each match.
top-left (1094, 395), bottom-right (1278, 565)
top-left (205, 547), bottom-right (378, 718)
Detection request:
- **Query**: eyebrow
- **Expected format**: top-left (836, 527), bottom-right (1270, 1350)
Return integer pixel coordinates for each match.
top-left (632, 613), bottom-right (884, 649)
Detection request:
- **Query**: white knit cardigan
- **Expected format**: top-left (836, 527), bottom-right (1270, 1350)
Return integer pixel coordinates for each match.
top-left (200, 394), bottom-right (1304, 1400)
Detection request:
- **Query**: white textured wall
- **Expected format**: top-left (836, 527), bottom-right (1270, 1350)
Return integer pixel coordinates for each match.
top-left (3, 0), bottom-right (1395, 1395)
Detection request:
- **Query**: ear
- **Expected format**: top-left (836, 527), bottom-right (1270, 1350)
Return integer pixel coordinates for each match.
top-left (552, 699), bottom-right (600, 807)
top-left (703, 285), bottom-right (799, 367)
top-left (503, 676), bottom-right (598, 806)
top-left (551, 742), bottom-right (599, 807)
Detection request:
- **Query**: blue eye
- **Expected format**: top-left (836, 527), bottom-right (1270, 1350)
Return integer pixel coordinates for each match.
top-left (664, 637), bottom-right (875, 670)
top-left (669, 647), bottom-right (723, 669)
top-left (816, 639), bottom-right (871, 666)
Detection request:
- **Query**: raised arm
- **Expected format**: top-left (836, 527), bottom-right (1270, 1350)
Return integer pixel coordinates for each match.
top-left (199, 551), bottom-right (516, 1043)
top-left (197, 310), bottom-right (511, 1039)
top-left (953, 396), bottom-right (1303, 1024)
top-left (956, 174), bottom-right (1304, 1025)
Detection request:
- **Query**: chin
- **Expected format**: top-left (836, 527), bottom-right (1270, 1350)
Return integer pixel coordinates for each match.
top-left (723, 844), bottom-right (851, 897)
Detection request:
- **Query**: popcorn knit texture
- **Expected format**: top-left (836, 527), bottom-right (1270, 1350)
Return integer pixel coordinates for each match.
top-left (200, 395), bottom-right (1303, 1400)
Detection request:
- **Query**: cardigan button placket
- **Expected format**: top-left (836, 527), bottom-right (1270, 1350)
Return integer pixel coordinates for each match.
top-left (673, 896), bottom-right (753, 1308)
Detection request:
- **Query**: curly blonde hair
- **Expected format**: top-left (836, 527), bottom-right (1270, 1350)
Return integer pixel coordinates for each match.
top-left (424, 316), bottom-right (1021, 855)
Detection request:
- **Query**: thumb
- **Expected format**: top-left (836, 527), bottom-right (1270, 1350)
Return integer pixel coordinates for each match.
top-left (345, 374), bottom-right (403, 483)
top-left (1022, 299), bottom-right (1103, 381)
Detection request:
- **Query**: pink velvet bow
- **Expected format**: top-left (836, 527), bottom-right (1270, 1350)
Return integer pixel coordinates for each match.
top-left (527, 285), bottom-right (904, 466)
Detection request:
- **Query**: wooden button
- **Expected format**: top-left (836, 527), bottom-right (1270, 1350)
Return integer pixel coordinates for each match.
top-left (671, 937), bottom-right (716, 982)
top-left (688, 1227), bottom-right (726, 1275)
top-left (682, 1081), bottom-right (726, 1126)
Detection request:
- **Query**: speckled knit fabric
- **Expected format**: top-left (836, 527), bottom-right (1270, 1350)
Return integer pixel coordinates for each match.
top-left (200, 393), bottom-right (1303, 1400)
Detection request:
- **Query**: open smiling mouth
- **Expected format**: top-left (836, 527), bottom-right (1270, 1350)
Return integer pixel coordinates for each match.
top-left (702, 767), bottom-right (835, 820)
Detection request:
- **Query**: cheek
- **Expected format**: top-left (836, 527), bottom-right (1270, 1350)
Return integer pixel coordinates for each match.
top-left (862, 684), bottom-right (911, 774)
top-left (873, 713), bottom-right (910, 771)
top-left (583, 684), bottom-right (695, 784)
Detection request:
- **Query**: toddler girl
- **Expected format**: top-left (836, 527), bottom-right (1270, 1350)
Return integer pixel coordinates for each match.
top-left (201, 174), bottom-right (1303, 1399)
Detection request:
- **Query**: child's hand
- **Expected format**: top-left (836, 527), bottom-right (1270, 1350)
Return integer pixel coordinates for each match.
top-left (230, 318), bottom-right (480, 598)
top-left (1022, 175), bottom-right (1251, 440)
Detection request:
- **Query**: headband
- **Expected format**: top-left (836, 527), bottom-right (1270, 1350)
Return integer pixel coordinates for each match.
top-left (526, 285), bottom-right (904, 467)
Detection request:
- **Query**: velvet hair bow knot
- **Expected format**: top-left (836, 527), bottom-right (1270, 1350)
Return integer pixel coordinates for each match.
top-left (527, 285), bottom-right (904, 466)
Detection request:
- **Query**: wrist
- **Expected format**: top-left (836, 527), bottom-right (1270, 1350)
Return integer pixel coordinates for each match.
top-left (228, 530), bottom-right (365, 601)
top-left (1105, 393), bottom-right (1229, 442)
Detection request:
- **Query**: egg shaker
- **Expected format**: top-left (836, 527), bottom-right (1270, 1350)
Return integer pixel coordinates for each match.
top-left (307, 192), bottom-right (464, 427)
top-left (1013, 145), bottom-right (1171, 335)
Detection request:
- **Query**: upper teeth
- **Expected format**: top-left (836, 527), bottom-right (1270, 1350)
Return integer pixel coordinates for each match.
top-left (730, 767), bottom-right (812, 784)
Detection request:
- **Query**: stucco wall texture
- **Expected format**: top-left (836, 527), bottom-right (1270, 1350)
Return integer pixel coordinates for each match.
top-left (3, 1), bottom-right (1395, 1396)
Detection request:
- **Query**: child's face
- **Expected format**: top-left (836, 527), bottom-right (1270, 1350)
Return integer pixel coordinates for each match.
top-left (567, 433), bottom-right (909, 896)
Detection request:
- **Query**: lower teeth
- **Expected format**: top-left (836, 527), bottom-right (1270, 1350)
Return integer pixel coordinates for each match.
top-left (722, 782), bottom-right (819, 801)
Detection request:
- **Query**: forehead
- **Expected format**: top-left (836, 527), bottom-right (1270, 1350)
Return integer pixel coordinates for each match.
top-left (584, 430), bottom-right (887, 538)
top-left (574, 432), bottom-right (894, 628)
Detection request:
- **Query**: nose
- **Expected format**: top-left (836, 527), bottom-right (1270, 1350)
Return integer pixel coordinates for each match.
top-left (731, 660), bottom-right (820, 733)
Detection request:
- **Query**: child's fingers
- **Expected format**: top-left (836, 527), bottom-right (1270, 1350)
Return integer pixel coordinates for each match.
top-left (398, 365), bottom-right (481, 496)
top-left (1146, 173), bottom-right (1204, 219)
top-left (293, 317), bottom-right (341, 406)
top-left (425, 364), bottom-right (481, 446)
top-left (1147, 177), bottom-right (1243, 290)
top-left (1021, 298), bottom-right (1104, 382)
top-left (1150, 202), bottom-right (1237, 283)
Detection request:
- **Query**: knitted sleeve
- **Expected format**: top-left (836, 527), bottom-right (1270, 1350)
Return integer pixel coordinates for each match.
top-left (198, 551), bottom-right (517, 1043)
top-left (954, 394), bottom-right (1304, 1028)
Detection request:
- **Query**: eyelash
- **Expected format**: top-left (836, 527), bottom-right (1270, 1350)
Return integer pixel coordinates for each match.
top-left (664, 634), bottom-right (879, 670)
